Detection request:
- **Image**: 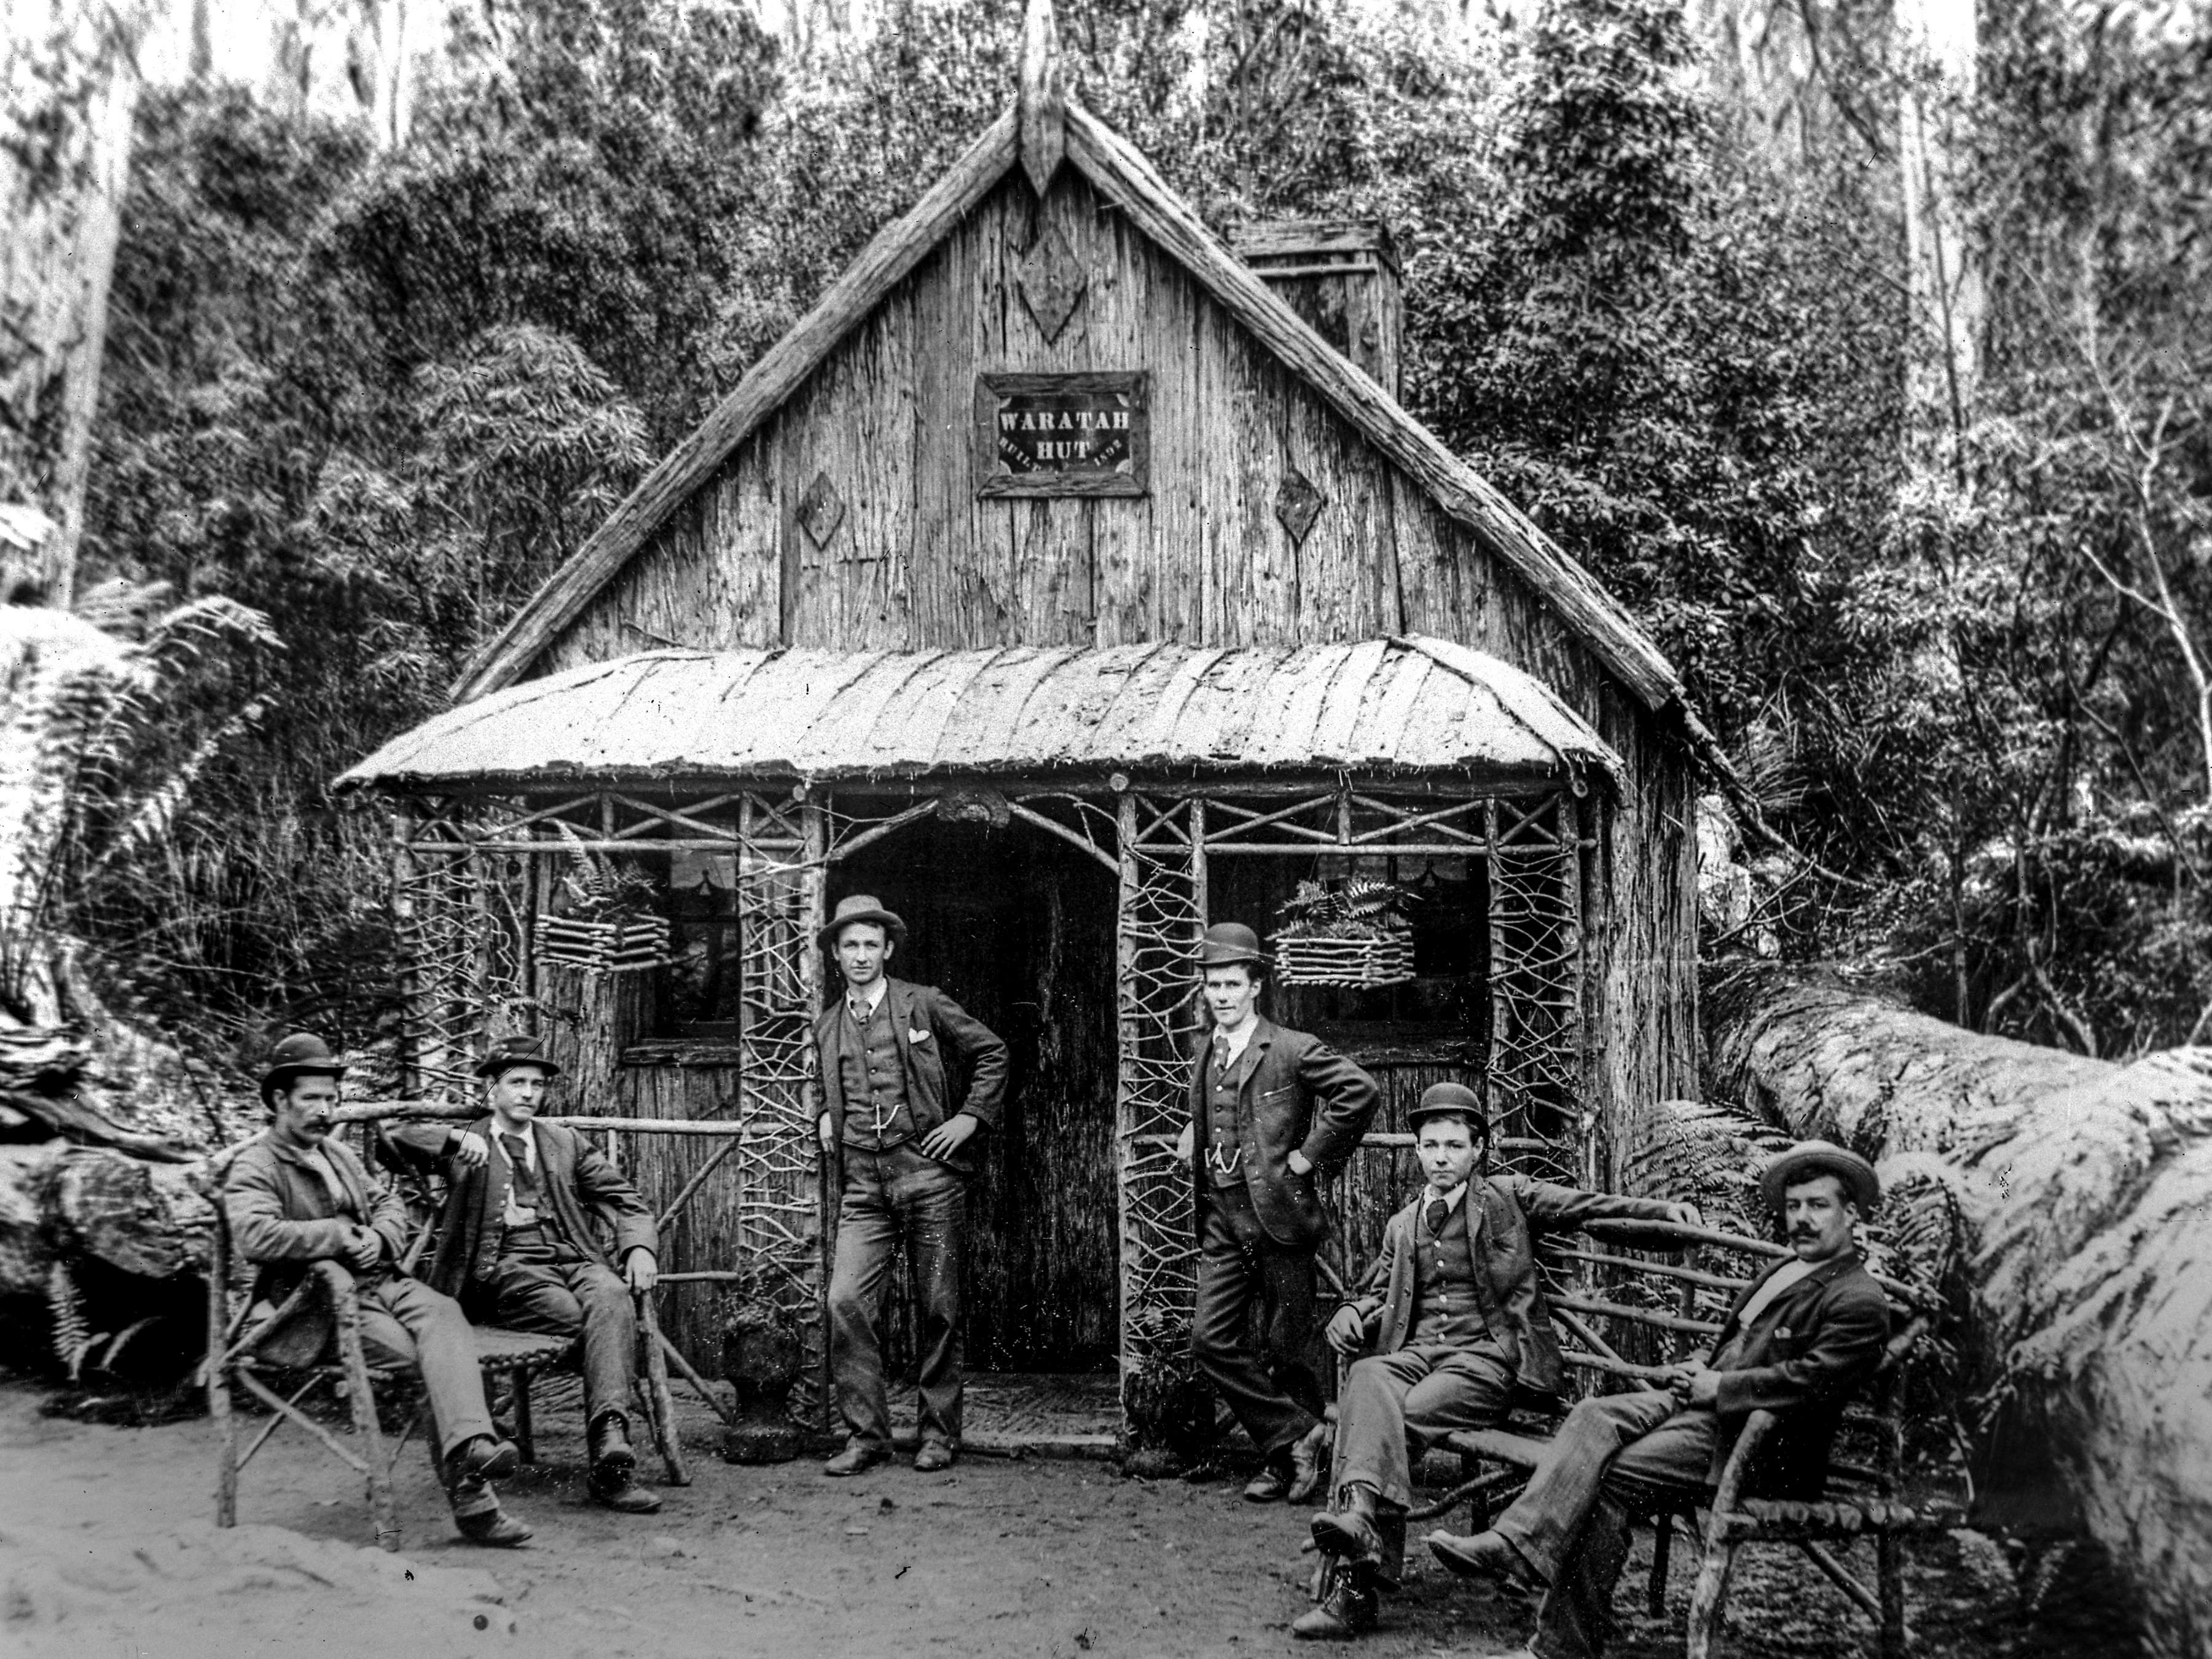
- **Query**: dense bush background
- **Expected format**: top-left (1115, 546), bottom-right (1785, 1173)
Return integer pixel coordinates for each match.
top-left (75, 0), bottom-right (2212, 1068)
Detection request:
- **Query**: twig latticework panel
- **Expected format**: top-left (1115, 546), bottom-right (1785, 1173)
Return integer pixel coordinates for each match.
top-left (1486, 792), bottom-right (1590, 1188)
top-left (393, 799), bottom-right (534, 1101)
top-left (1116, 794), bottom-right (1205, 1373)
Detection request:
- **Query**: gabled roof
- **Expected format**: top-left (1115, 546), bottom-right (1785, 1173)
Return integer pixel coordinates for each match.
top-left (345, 637), bottom-right (1620, 791)
top-left (451, 9), bottom-right (1684, 718)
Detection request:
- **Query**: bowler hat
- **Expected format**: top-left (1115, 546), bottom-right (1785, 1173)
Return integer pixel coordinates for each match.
top-left (819, 893), bottom-right (908, 950)
top-left (1199, 922), bottom-right (1269, 971)
top-left (1407, 1081), bottom-right (1488, 1136)
top-left (474, 1035), bottom-right (562, 1081)
top-left (260, 1033), bottom-right (346, 1102)
top-left (1760, 1139), bottom-right (1880, 1215)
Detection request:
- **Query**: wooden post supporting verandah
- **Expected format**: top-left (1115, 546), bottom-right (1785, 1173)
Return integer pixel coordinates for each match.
top-left (382, 772), bottom-right (1598, 1435)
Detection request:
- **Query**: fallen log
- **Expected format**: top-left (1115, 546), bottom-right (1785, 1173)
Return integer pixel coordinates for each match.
top-left (1695, 962), bottom-right (2212, 1658)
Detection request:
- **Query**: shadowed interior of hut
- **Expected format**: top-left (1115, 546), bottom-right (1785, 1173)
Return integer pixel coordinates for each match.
top-left (828, 814), bottom-right (1123, 1447)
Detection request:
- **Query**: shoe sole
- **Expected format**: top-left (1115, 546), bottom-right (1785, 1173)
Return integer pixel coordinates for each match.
top-left (1424, 1533), bottom-right (1535, 1590)
top-left (823, 1459), bottom-right (888, 1477)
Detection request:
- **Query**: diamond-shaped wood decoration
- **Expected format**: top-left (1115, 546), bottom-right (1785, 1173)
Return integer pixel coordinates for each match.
top-left (1017, 223), bottom-right (1088, 344)
top-left (796, 471), bottom-right (845, 549)
top-left (1275, 468), bottom-right (1326, 546)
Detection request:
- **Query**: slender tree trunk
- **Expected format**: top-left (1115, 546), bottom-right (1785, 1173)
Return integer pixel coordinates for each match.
top-left (1699, 963), bottom-right (2212, 1657)
top-left (1896, 0), bottom-right (1981, 457)
top-left (0, 0), bottom-right (152, 605)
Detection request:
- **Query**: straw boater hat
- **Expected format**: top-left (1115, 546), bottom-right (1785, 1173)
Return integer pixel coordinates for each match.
top-left (474, 1035), bottom-right (562, 1080)
top-left (259, 1032), bottom-right (345, 1105)
top-left (1199, 922), bottom-right (1269, 970)
top-left (818, 893), bottom-right (908, 950)
top-left (1406, 1081), bottom-right (1488, 1137)
top-left (1760, 1139), bottom-right (1881, 1214)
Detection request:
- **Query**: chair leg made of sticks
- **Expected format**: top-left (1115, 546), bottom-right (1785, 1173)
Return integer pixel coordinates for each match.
top-left (484, 1291), bottom-right (690, 1488)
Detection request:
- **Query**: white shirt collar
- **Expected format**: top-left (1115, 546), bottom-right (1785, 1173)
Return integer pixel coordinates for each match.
top-left (1425, 1180), bottom-right (1470, 1214)
top-left (1213, 1016), bottom-right (1260, 1064)
top-left (848, 978), bottom-right (890, 1014)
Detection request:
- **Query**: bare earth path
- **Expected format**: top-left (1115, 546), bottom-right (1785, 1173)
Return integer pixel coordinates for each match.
top-left (0, 1381), bottom-right (2112, 1659)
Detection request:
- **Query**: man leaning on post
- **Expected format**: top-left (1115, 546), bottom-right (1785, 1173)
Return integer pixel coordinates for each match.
top-left (391, 1035), bottom-right (664, 1513)
top-left (1424, 1140), bottom-right (1893, 1659)
top-left (222, 1033), bottom-right (532, 1547)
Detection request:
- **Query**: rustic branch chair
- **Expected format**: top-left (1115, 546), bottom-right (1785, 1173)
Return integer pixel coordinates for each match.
top-left (197, 1150), bottom-right (689, 1551)
top-left (1320, 1218), bottom-right (1954, 1658)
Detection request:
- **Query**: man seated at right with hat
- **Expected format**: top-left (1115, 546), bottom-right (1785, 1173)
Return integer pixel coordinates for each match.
top-left (1296, 1083), bottom-right (1700, 1639)
top-left (1423, 1139), bottom-right (1892, 1659)
top-left (224, 1035), bottom-right (532, 1547)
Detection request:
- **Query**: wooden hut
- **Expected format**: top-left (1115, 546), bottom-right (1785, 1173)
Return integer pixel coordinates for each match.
top-left (335, 2), bottom-right (1704, 1437)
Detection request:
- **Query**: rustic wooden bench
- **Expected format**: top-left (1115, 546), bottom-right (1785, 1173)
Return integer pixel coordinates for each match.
top-left (1392, 1218), bottom-right (1955, 1658)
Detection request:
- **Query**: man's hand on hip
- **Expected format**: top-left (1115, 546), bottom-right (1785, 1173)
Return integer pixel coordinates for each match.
top-left (1286, 1149), bottom-right (1314, 1176)
top-left (1174, 1121), bottom-right (1195, 1162)
top-left (919, 1113), bottom-right (979, 1161)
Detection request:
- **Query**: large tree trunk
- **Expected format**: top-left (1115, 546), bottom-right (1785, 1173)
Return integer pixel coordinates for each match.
top-left (1700, 962), bottom-right (2212, 1658)
top-left (0, 0), bottom-right (152, 604)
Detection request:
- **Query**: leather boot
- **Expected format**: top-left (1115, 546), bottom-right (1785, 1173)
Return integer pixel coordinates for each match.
top-left (454, 1507), bottom-right (533, 1548)
top-left (588, 1411), bottom-right (637, 1479)
top-left (1292, 1564), bottom-right (1378, 1640)
top-left (823, 1440), bottom-right (890, 1477)
top-left (1287, 1419), bottom-right (1331, 1504)
top-left (1425, 1528), bottom-right (1545, 1591)
top-left (1309, 1482), bottom-right (1386, 1566)
top-left (450, 1434), bottom-right (520, 1481)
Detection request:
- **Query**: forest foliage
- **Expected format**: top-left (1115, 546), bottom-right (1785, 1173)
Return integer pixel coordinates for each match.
top-left (68, 0), bottom-right (2212, 1069)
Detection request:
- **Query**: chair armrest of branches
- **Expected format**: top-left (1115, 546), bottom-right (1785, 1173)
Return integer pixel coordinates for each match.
top-left (1435, 1225), bottom-right (1953, 1659)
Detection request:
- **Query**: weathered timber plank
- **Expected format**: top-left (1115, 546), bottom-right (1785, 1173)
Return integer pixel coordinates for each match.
top-left (455, 108), bottom-right (1019, 699)
top-left (1061, 100), bottom-right (1678, 712)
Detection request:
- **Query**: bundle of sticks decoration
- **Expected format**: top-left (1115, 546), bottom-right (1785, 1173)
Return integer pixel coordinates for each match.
top-left (1269, 877), bottom-right (1419, 988)
top-left (533, 912), bottom-right (673, 973)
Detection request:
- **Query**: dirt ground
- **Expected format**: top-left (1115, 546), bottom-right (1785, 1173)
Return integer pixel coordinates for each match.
top-left (0, 1379), bottom-right (2138, 1659)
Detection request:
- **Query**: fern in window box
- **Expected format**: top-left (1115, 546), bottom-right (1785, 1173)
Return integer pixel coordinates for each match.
top-left (1269, 878), bottom-right (1419, 987)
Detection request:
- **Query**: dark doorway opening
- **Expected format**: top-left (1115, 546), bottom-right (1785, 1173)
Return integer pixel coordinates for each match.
top-left (828, 812), bottom-right (1120, 1443)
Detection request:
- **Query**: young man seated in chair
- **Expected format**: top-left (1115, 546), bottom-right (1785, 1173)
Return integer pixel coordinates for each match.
top-left (1422, 1140), bottom-right (1891, 1659)
top-left (391, 1036), bottom-right (664, 1513)
top-left (222, 1034), bottom-right (532, 1547)
top-left (1296, 1083), bottom-right (1700, 1641)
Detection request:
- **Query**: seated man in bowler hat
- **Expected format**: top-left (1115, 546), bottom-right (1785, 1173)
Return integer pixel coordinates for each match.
top-left (1424, 1140), bottom-right (1892, 1659)
top-left (223, 1034), bottom-right (532, 1546)
top-left (815, 894), bottom-right (1008, 1475)
top-left (391, 1035), bottom-right (664, 1513)
top-left (1295, 1083), bottom-right (1700, 1639)
top-left (1174, 922), bottom-right (1380, 1504)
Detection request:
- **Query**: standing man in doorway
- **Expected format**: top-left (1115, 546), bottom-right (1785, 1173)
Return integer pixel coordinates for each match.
top-left (815, 893), bottom-right (1009, 1476)
top-left (1175, 922), bottom-right (1380, 1503)
top-left (393, 1037), bottom-right (664, 1514)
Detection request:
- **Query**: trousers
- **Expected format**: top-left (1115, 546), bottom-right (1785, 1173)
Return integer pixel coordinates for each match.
top-left (481, 1233), bottom-right (638, 1428)
top-left (826, 1142), bottom-right (968, 1448)
top-left (352, 1272), bottom-right (500, 1518)
top-left (1490, 1389), bottom-right (1717, 1659)
top-left (1335, 1344), bottom-right (1518, 1510)
top-left (1190, 1185), bottom-right (1324, 1458)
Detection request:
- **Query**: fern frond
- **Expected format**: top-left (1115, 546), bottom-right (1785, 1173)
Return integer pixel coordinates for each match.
top-left (46, 1261), bottom-right (96, 1381)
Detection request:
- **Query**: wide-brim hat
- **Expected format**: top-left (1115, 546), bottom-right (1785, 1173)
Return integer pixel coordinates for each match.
top-left (819, 893), bottom-right (908, 949)
top-left (261, 1032), bottom-right (345, 1099)
top-left (1407, 1081), bottom-right (1487, 1135)
top-left (474, 1035), bottom-right (562, 1080)
top-left (1760, 1139), bottom-right (1880, 1214)
top-left (1199, 922), bottom-right (1269, 970)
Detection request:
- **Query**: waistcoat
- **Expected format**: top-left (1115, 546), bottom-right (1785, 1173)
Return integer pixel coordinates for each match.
top-left (1408, 1198), bottom-right (1504, 1350)
top-left (1204, 1046), bottom-right (1247, 1189)
top-left (839, 998), bottom-right (914, 1150)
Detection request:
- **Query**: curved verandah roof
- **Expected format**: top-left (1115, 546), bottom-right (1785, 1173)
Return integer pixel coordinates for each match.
top-left (337, 635), bottom-right (1620, 794)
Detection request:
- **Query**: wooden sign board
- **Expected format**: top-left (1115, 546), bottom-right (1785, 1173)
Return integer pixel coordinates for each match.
top-left (974, 371), bottom-right (1149, 498)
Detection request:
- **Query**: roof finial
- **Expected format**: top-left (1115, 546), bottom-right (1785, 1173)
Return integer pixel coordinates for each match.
top-left (1018, 0), bottom-right (1067, 196)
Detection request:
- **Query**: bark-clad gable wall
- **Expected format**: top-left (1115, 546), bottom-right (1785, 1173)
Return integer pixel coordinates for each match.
top-left (535, 164), bottom-right (1698, 1134)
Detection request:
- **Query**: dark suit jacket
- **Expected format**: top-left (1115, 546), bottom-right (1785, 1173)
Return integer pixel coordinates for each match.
top-left (390, 1116), bottom-right (658, 1303)
top-left (1185, 1018), bottom-right (1379, 1249)
top-left (1703, 1251), bottom-right (1892, 1497)
top-left (222, 1131), bottom-right (414, 1368)
top-left (813, 976), bottom-right (1009, 1174)
top-left (1346, 1177), bottom-right (1688, 1396)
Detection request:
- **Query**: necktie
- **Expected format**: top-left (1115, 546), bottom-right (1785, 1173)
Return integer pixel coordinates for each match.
top-left (1426, 1197), bottom-right (1450, 1237)
top-left (850, 995), bottom-right (872, 1026)
top-left (1214, 1035), bottom-right (1232, 1075)
top-left (501, 1133), bottom-right (541, 1211)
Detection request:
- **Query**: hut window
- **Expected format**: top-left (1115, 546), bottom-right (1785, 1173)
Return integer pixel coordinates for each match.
top-left (664, 848), bottom-right (743, 1033)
